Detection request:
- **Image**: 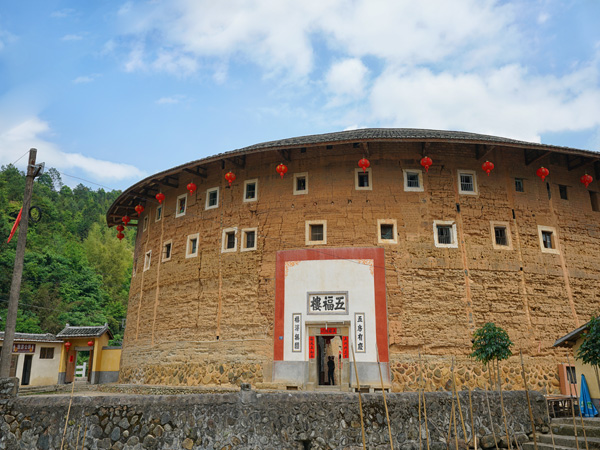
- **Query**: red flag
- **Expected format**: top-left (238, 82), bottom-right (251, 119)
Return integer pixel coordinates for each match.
top-left (7, 208), bottom-right (22, 243)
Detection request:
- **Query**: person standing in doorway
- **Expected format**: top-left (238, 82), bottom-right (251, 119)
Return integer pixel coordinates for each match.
top-left (327, 356), bottom-right (335, 385)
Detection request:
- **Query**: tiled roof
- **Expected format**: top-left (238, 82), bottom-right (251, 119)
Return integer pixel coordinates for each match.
top-left (0, 332), bottom-right (61, 343)
top-left (56, 323), bottom-right (113, 339)
top-left (553, 321), bottom-right (590, 348)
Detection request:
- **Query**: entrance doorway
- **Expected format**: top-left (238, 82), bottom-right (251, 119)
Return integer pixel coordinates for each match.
top-left (21, 354), bottom-right (33, 385)
top-left (317, 335), bottom-right (343, 386)
top-left (307, 324), bottom-right (350, 390)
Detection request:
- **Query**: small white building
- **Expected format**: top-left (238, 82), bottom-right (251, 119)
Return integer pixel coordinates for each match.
top-left (0, 332), bottom-right (62, 386)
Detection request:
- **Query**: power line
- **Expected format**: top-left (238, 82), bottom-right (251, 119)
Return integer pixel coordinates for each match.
top-left (10, 150), bottom-right (30, 166)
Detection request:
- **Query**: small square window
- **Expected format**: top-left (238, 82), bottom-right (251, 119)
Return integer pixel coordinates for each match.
top-left (162, 241), bottom-right (172, 262)
top-left (144, 250), bottom-right (152, 271)
top-left (176, 194), bottom-right (187, 217)
top-left (494, 227), bottom-right (507, 246)
top-left (143, 215), bottom-right (149, 232)
top-left (241, 228), bottom-right (257, 251)
top-left (515, 178), bottom-right (524, 192)
top-left (590, 191), bottom-right (600, 212)
top-left (458, 170), bottom-right (478, 195)
top-left (490, 221), bottom-right (512, 250)
top-left (433, 221), bottom-right (458, 248)
top-left (377, 219), bottom-right (398, 244)
top-left (155, 205), bottom-right (162, 222)
top-left (205, 187), bottom-right (219, 210)
top-left (403, 169), bottom-right (423, 192)
top-left (40, 347), bottom-right (54, 359)
top-left (355, 168), bottom-right (372, 191)
top-left (244, 179), bottom-right (258, 202)
top-left (294, 173), bottom-right (308, 195)
top-left (538, 225), bottom-right (559, 254)
top-left (305, 220), bottom-right (327, 245)
top-left (221, 228), bottom-right (238, 253)
top-left (186, 234), bottom-right (199, 258)
top-left (559, 185), bottom-right (568, 200)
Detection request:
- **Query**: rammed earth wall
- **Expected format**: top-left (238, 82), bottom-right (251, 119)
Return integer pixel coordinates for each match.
top-left (0, 389), bottom-right (548, 450)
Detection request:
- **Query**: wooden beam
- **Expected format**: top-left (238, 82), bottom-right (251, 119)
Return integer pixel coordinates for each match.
top-left (130, 191), bottom-right (157, 201)
top-left (524, 149), bottom-right (550, 166)
top-left (361, 142), bottom-right (370, 158)
top-left (151, 176), bottom-right (178, 188)
top-left (278, 149), bottom-right (291, 162)
top-left (183, 166), bottom-right (207, 178)
top-left (227, 155), bottom-right (246, 169)
top-left (476, 144), bottom-right (494, 161)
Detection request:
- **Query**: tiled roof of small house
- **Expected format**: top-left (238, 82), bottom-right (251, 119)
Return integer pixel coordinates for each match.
top-left (0, 332), bottom-right (61, 343)
top-left (56, 323), bottom-right (113, 339)
top-left (553, 321), bottom-right (591, 348)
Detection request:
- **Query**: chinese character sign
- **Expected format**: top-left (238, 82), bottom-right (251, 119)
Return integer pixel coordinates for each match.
top-left (342, 336), bottom-right (349, 359)
top-left (354, 313), bottom-right (366, 353)
top-left (308, 293), bottom-right (347, 314)
top-left (13, 343), bottom-right (35, 353)
top-left (309, 336), bottom-right (316, 359)
top-left (292, 313), bottom-right (302, 352)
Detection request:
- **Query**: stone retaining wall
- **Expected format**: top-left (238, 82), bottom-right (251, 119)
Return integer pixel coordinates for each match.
top-left (0, 389), bottom-right (548, 450)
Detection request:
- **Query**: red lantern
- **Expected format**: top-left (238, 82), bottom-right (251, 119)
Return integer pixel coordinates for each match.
top-left (276, 163), bottom-right (288, 179)
top-left (420, 156), bottom-right (433, 172)
top-left (482, 161), bottom-right (494, 176)
top-left (116, 224), bottom-right (125, 232)
top-left (156, 193), bottom-right (165, 204)
top-left (88, 340), bottom-right (94, 347)
top-left (225, 171), bottom-right (236, 187)
top-left (187, 182), bottom-right (197, 195)
top-left (117, 232), bottom-right (125, 241)
top-left (122, 215), bottom-right (130, 225)
top-left (64, 342), bottom-right (71, 351)
top-left (536, 167), bottom-right (549, 181)
top-left (135, 204), bottom-right (144, 215)
top-left (581, 173), bottom-right (593, 188)
top-left (358, 158), bottom-right (370, 173)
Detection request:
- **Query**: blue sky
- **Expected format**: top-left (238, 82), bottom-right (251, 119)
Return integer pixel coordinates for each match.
top-left (1, 0), bottom-right (599, 190)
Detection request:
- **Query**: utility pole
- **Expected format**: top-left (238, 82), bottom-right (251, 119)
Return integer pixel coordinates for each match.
top-left (0, 149), bottom-right (37, 378)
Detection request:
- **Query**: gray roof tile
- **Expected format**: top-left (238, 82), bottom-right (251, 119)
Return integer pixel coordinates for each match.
top-left (56, 324), bottom-right (113, 339)
top-left (0, 332), bottom-right (61, 343)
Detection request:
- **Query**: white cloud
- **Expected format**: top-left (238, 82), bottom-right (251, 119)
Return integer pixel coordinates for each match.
top-left (73, 74), bottom-right (100, 84)
top-left (325, 58), bottom-right (369, 101)
top-left (0, 117), bottom-right (145, 184)
top-left (156, 95), bottom-right (188, 105)
top-left (51, 9), bottom-right (76, 19)
top-left (61, 34), bottom-right (83, 41)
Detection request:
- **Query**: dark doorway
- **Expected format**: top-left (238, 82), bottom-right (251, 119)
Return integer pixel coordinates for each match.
top-left (21, 354), bottom-right (33, 385)
top-left (316, 335), bottom-right (342, 386)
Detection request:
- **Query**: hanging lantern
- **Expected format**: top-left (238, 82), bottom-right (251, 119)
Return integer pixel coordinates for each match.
top-left (117, 232), bottom-right (125, 241)
top-left (116, 224), bottom-right (125, 232)
top-left (580, 173), bottom-right (593, 188)
top-left (156, 193), bottom-right (165, 204)
top-left (135, 204), bottom-right (144, 215)
top-left (87, 340), bottom-right (94, 347)
top-left (420, 156), bottom-right (433, 172)
top-left (225, 171), bottom-right (236, 187)
top-left (122, 215), bottom-right (131, 225)
top-left (482, 161), bottom-right (495, 176)
top-left (536, 167), bottom-right (549, 181)
top-left (64, 342), bottom-right (71, 351)
top-left (276, 163), bottom-right (288, 179)
top-left (358, 158), bottom-right (370, 173)
top-left (187, 182), bottom-right (197, 195)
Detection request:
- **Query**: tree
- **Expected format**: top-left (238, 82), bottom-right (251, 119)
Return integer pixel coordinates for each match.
top-left (576, 315), bottom-right (600, 394)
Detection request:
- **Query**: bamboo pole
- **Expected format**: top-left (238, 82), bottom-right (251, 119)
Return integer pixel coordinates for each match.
top-left (419, 352), bottom-right (431, 450)
top-left (375, 341), bottom-right (394, 450)
top-left (566, 350), bottom-right (588, 450)
top-left (452, 389), bottom-right (460, 450)
top-left (60, 379), bottom-right (76, 450)
top-left (451, 358), bottom-right (468, 443)
top-left (496, 359), bottom-right (513, 450)
top-left (485, 363), bottom-right (500, 450)
top-left (75, 424), bottom-right (81, 450)
top-left (350, 338), bottom-right (367, 450)
top-left (543, 391), bottom-right (557, 450)
top-left (468, 388), bottom-right (477, 450)
top-left (519, 351), bottom-right (538, 450)
top-left (80, 423), bottom-right (88, 450)
top-left (418, 383), bottom-right (423, 450)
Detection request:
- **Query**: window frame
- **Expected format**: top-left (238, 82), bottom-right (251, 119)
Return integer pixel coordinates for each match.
top-left (162, 240), bottom-right (173, 262)
top-left (355, 167), bottom-right (372, 191)
top-left (433, 220), bottom-right (458, 248)
top-left (514, 178), bottom-right (525, 193)
top-left (457, 170), bottom-right (478, 195)
top-left (241, 227), bottom-right (258, 252)
top-left (143, 215), bottom-right (149, 232)
top-left (186, 233), bottom-right (199, 258)
top-left (377, 219), bottom-right (398, 244)
top-left (305, 220), bottom-right (327, 245)
top-left (243, 179), bottom-right (258, 203)
top-left (155, 204), bottom-right (163, 222)
top-left (205, 187), bottom-right (220, 210)
top-left (176, 193), bottom-right (187, 218)
top-left (537, 225), bottom-right (560, 254)
top-left (144, 250), bottom-right (152, 271)
top-left (40, 347), bottom-right (54, 359)
top-left (558, 185), bottom-right (568, 200)
top-left (403, 169), bottom-right (424, 192)
top-left (490, 221), bottom-right (512, 250)
top-left (293, 172), bottom-right (308, 195)
top-left (221, 227), bottom-right (238, 253)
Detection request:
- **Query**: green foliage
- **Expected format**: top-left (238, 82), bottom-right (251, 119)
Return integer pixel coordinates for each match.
top-left (576, 316), bottom-right (600, 368)
top-left (0, 165), bottom-right (132, 344)
top-left (470, 322), bottom-right (513, 365)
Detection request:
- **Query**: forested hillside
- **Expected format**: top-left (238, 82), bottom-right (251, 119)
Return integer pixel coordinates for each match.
top-left (0, 165), bottom-right (134, 344)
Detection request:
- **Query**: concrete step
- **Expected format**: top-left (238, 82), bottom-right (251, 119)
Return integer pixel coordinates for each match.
top-left (553, 418), bottom-right (600, 426)
top-left (552, 422), bottom-right (600, 439)
top-left (536, 432), bottom-right (600, 449)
